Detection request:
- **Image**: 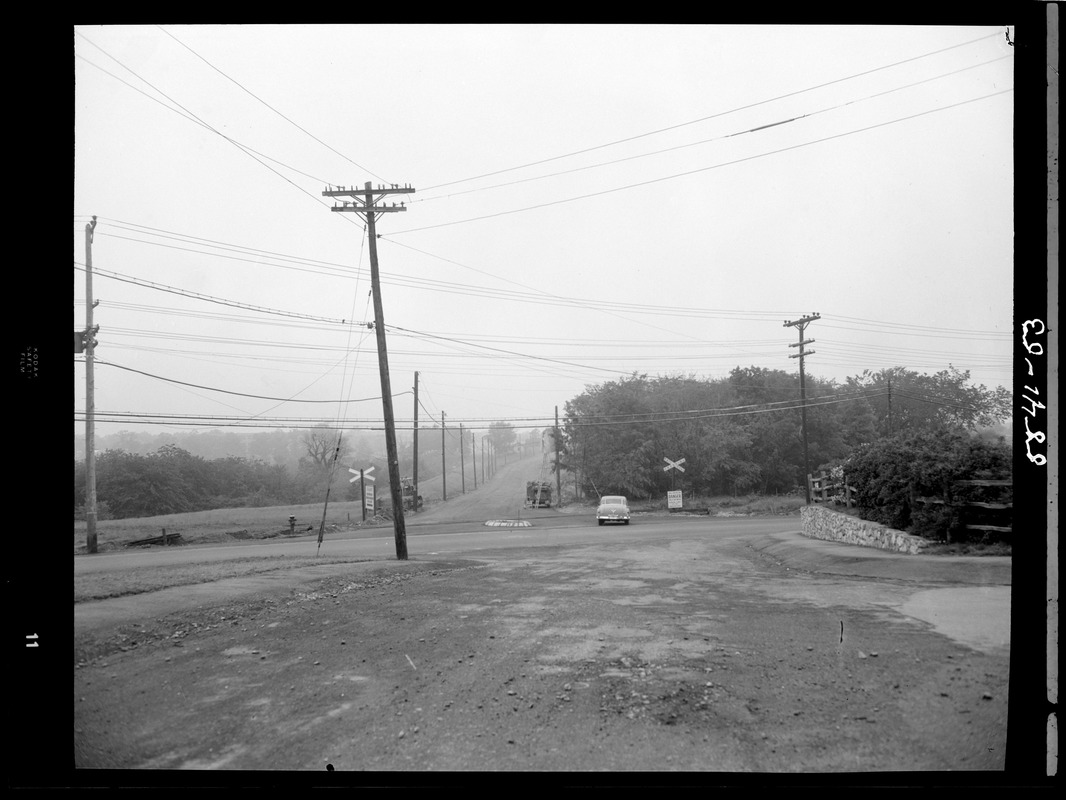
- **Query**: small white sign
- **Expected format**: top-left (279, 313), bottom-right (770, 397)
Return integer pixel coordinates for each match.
top-left (668, 490), bottom-right (683, 509)
top-left (365, 485), bottom-right (375, 511)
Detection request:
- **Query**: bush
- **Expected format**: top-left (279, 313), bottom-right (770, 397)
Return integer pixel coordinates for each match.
top-left (909, 504), bottom-right (961, 542)
top-left (846, 430), bottom-right (1010, 540)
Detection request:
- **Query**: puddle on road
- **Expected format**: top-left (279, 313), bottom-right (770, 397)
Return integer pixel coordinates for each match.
top-left (899, 586), bottom-right (1011, 653)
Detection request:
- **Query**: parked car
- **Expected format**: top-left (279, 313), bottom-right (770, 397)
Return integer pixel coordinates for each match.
top-left (596, 495), bottom-right (630, 526)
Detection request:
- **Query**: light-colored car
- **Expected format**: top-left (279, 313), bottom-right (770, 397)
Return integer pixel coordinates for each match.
top-left (596, 495), bottom-right (630, 526)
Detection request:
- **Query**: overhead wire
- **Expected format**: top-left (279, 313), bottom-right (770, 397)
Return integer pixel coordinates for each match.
top-left (85, 359), bottom-right (409, 404)
top-left (388, 88), bottom-right (1013, 236)
top-left (75, 33), bottom-right (363, 229)
top-left (76, 389), bottom-right (895, 432)
top-left (413, 51), bottom-right (1012, 204)
top-left (418, 30), bottom-right (1003, 194)
top-left (156, 25), bottom-right (387, 183)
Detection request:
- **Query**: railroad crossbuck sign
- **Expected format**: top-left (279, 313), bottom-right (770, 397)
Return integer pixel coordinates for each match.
top-left (349, 465), bottom-right (376, 483)
top-left (663, 457), bottom-right (686, 473)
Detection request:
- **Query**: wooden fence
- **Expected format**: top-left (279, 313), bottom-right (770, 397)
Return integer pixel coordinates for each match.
top-left (913, 479), bottom-right (1012, 542)
top-left (807, 471), bottom-right (857, 508)
top-left (808, 473), bottom-right (1012, 543)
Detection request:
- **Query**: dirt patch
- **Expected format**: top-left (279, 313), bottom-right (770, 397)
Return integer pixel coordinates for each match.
top-left (73, 536), bottom-right (1009, 773)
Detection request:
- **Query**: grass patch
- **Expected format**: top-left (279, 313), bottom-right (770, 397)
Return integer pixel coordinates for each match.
top-left (72, 498), bottom-right (388, 552)
top-left (917, 541), bottom-right (1012, 557)
top-left (74, 554), bottom-right (374, 603)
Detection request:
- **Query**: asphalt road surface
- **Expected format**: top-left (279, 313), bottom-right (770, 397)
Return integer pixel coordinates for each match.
top-left (71, 456), bottom-right (1019, 779)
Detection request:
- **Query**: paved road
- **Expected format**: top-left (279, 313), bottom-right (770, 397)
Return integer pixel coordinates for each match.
top-left (75, 515), bottom-right (1011, 657)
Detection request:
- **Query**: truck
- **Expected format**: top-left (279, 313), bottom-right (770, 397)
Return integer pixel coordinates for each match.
top-left (400, 477), bottom-right (423, 511)
top-left (379, 477), bottom-right (423, 515)
top-left (526, 481), bottom-right (553, 508)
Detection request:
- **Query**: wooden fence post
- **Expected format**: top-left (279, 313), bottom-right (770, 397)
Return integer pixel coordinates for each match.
top-left (943, 482), bottom-right (953, 543)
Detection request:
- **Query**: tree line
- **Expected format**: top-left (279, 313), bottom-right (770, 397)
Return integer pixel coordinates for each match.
top-left (74, 421), bottom-right (529, 520)
top-left (556, 366), bottom-right (1012, 514)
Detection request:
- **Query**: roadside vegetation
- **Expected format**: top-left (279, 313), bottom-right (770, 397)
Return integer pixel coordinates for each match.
top-left (557, 366), bottom-right (1011, 547)
top-left (76, 364), bottom-right (1011, 551)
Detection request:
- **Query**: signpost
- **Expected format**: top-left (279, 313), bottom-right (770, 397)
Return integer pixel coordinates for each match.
top-left (663, 457), bottom-right (686, 509)
top-left (349, 466), bottom-right (376, 522)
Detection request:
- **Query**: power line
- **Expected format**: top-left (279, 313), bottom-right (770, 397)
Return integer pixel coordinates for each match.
top-left (415, 52), bottom-right (1011, 205)
top-left (75, 36), bottom-right (342, 215)
top-left (419, 31), bottom-right (1003, 194)
top-left (76, 391), bottom-right (894, 434)
top-left (390, 88), bottom-right (1013, 236)
top-left (73, 263), bottom-right (354, 325)
top-left (81, 359), bottom-right (411, 404)
top-left (75, 53), bottom-right (336, 189)
top-left (77, 37), bottom-right (378, 245)
top-left (157, 25), bottom-right (386, 182)
top-left (78, 220), bottom-right (1009, 344)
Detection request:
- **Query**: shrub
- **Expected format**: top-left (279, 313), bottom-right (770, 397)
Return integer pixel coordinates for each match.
top-left (846, 430), bottom-right (1010, 540)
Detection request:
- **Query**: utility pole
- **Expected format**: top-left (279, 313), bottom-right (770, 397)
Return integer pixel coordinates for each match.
top-left (555, 406), bottom-right (562, 506)
top-left (886, 375), bottom-right (893, 435)
top-left (441, 412), bottom-right (447, 501)
top-left (360, 468), bottom-right (367, 523)
top-left (472, 431), bottom-right (478, 489)
top-left (481, 436), bottom-right (486, 485)
top-left (83, 216), bottom-right (99, 554)
top-left (325, 182), bottom-right (415, 560)
top-left (785, 313), bottom-right (820, 505)
top-left (460, 422), bottom-right (466, 493)
top-left (413, 372), bottom-right (419, 513)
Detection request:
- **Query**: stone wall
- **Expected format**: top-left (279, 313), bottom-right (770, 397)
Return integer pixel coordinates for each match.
top-left (800, 505), bottom-right (929, 555)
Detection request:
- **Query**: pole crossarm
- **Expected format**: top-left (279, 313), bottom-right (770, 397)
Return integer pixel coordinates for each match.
top-left (324, 185), bottom-right (415, 216)
top-left (783, 313), bottom-right (821, 329)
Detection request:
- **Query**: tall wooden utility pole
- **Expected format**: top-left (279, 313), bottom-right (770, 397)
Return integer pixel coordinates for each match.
top-left (785, 313), bottom-right (820, 505)
top-left (412, 372), bottom-right (419, 513)
top-left (325, 182), bottom-right (415, 560)
top-left (83, 216), bottom-right (99, 554)
top-left (460, 423), bottom-right (466, 493)
top-left (441, 412), bottom-right (447, 501)
top-left (472, 431), bottom-right (477, 490)
top-left (555, 406), bottom-right (562, 506)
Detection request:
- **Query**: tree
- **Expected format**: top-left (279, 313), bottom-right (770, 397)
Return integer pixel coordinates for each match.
top-left (301, 426), bottom-right (351, 469)
top-left (563, 374), bottom-right (659, 497)
top-left (846, 367), bottom-right (1011, 437)
top-left (487, 421), bottom-right (518, 462)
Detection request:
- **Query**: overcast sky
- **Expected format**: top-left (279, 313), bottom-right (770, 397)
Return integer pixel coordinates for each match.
top-left (73, 24), bottom-right (1015, 444)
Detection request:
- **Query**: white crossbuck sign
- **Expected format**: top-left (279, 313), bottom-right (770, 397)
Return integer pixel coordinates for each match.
top-left (663, 457), bottom-right (686, 473)
top-left (349, 465), bottom-right (376, 483)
